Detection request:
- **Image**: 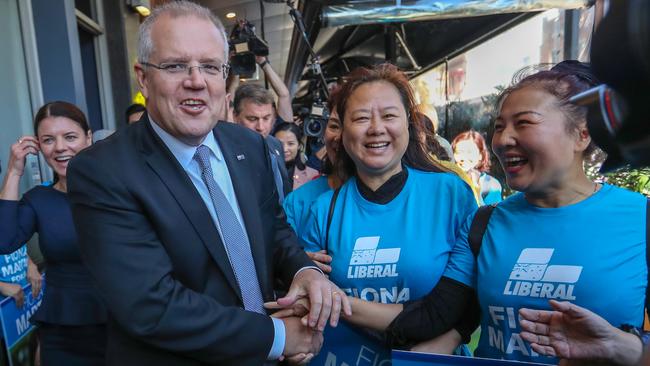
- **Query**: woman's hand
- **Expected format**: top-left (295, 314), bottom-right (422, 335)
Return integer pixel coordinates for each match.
top-left (7, 136), bottom-right (40, 177)
top-left (306, 250), bottom-right (332, 274)
top-left (0, 283), bottom-right (25, 308)
top-left (27, 257), bottom-right (42, 298)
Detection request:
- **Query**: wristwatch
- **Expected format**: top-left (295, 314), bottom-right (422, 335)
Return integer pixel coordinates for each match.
top-left (258, 59), bottom-right (270, 68)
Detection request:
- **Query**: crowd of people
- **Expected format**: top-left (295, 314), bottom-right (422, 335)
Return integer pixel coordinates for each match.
top-left (0, 1), bottom-right (647, 366)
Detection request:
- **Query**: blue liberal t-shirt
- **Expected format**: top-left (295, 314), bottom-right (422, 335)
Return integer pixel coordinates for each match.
top-left (444, 184), bottom-right (647, 363)
top-left (283, 176), bottom-right (330, 239)
top-left (302, 167), bottom-right (477, 365)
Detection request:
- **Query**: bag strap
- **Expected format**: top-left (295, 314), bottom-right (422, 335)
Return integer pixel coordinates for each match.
top-left (468, 204), bottom-right (497, 259)
top-left (324, 187), bottom-right (341, 254)
top-left (643, 199), bottom-right (650, 332)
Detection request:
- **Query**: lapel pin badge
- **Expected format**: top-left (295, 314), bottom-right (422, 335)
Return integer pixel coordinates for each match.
top-left (236, 154), bottom-right (246, 161)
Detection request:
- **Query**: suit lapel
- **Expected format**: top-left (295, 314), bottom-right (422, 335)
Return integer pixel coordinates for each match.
top-left (139, 121), bottom-right (242, 302)
top-left (213, 125), bottom-right (272, 299)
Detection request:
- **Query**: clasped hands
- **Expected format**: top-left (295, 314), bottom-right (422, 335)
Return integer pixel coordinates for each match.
top-left (265, 267), bottom-right (351, 365)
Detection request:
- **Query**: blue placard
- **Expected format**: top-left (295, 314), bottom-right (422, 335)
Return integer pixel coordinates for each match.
top-left (392, 350), bottom-right (551, 366)
top-left (311, 320), bottom-right (391, 366)
top-left (0, 280), bottom-right (44, 349)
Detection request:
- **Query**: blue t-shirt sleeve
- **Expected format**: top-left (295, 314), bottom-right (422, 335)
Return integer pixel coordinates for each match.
top-left (298, 193), bottom-right (330, 252)
top-left (443, 181), bottom-right (478, 288)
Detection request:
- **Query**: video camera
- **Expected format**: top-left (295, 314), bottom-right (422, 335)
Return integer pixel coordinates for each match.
top-left (302, 101), bottom-right (330, 138)
top-left (229, 20), bottom-right (269, 78)
top-left (570, 0), bottom-right (649, 171)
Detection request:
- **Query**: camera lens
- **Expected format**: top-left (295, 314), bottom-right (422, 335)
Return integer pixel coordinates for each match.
top-left (304, 118), bottom-right (324, 137)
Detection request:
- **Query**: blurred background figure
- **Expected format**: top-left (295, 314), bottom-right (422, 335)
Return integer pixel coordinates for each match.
top-left (233, 83), bottom-right (291, 201)
top-left (92, 129), bottom-right (114, 143)
top-left (273, 122), bottom-right (319, 190)
top-left (125, 103), bottom-right (146, 124)
top-left (0, 101), bottom-right (107, 365)
top-left (452, 130), bottom-right (502, 205)
top-left (283, 85), bottom-right (344, 255)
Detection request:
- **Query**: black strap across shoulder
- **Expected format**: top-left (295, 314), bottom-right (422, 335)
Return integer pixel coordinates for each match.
top-left (645, 199), bottom-right (649, 330)
top-left (468, 204), bottom-right (497, 259)
top-left (324, 187), bottom-right (341, 254)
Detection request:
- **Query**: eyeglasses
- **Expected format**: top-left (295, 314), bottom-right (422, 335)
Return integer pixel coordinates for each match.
top-left (141, 61), bottom-right (230, 79)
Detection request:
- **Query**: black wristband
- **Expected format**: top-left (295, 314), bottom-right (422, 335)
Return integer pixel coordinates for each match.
top-left (258, 60), bottom-right (270, 68)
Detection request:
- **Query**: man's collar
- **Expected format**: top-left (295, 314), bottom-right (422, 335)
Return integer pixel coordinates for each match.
top-left (148, 117), bottom-right (223, 169)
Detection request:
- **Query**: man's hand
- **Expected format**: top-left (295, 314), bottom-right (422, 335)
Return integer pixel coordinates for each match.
top-left (519, 300), bottom-right (643, 365)
top-left (281, 316), bottom-right (323, 364)
top-left (306, 250), bottom-right (332, 274)
top-left (277, 269), bottom-right (351, 331)
top-left (266, 297), bottom-right (310, 320)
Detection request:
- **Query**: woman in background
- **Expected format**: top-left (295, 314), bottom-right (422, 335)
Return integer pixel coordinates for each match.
top-left (273, 122), bottom-right (320, 191)
top-left (452, 130), bottom-right (503, 205)
top-left (0, 101), bottom-right (107, 365)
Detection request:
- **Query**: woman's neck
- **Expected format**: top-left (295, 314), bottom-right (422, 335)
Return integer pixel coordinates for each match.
top-left (357, 164), bottom-right (404, 192)
top-left (524, 172), bottom-right (598, 208)
top-left (53, 178), bottom-right (67, 193)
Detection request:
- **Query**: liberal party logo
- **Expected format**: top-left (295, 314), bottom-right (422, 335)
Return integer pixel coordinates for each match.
top-left (347, 236), bottom-right (400, 279)
top-left (503, 248), bottom-right (582, 301)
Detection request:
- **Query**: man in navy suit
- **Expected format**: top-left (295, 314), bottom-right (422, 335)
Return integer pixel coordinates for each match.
top-left (66, 2), bottom-right (349, 365)
top-left (233, 83), bottom-right (292, 202)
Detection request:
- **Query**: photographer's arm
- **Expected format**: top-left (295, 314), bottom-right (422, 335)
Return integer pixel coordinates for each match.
top-left (256, 56), bottom-right (293, 123)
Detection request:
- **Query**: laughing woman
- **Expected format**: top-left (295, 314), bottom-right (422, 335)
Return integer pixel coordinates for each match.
top-left (345, 62), bottom-right (647, 365)
top-left (299, 64), bottom-right (478, 365)
top-left (0, 101), bottom-right (107, 365)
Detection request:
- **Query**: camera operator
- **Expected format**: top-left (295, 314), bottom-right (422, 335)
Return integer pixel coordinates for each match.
top-left (227, 19), bottom-right (293, 126)
top-left (256, 55), bottom-right (293, 124)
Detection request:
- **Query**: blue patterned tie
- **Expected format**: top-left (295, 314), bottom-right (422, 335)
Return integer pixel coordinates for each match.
top-left (193, 145), bottom-right (265, 314)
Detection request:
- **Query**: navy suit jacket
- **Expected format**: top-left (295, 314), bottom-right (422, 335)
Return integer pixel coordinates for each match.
top-left (266, 135), bottom-right (292, 197)
top-left (67, 116), bottom-right (312, 366)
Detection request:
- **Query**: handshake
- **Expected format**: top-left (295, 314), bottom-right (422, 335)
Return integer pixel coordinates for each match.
top-left (265, 268), bottom-right (351, 365)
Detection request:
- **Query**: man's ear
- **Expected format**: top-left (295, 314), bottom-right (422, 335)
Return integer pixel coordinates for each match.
top-left (135, 63), bottom-right (149, 99)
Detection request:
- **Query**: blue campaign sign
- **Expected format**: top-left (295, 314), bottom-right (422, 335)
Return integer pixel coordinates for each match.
top-left (0, 281), bottom-right (44, 349)
top-left (392, 351), bottom-right (551, 366)
top-left (311, 320), bottom-right (391, 366)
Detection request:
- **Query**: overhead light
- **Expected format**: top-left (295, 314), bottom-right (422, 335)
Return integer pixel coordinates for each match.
top-left (126, 0), bottom-right (151, 17)
top-left (226, 12), bottom-right (236, 19)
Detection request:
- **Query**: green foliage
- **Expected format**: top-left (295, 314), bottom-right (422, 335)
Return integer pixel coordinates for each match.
top-left (585, 150), bottom-right (650, 196)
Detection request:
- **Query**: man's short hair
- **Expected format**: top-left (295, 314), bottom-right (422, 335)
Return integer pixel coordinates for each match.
top-left (233, 84), bottom-right (275, 115)
top-left (137, 1), bottom-right (228, 63)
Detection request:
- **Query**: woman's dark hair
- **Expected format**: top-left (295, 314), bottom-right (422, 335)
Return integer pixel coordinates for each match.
top-left (335, 63), bottom-right (452, 179)
top-left (417, 112), bottom-right (450, 161)
top-left (34, 101), bottom-right (90, 136)
top-left (451, 130), bottom-right (491, 172)
top-left (496, 61), bottom-right (600, 156)
top-left (33, 101), bottom-right (90, 183)
top-left (273, 122), bottom-right (306, 170)
top-left (322, 84), bottom-right (344, 176)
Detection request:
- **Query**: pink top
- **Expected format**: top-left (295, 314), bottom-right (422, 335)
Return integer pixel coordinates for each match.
top-left (292, 166), bottom-right (321, 190)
